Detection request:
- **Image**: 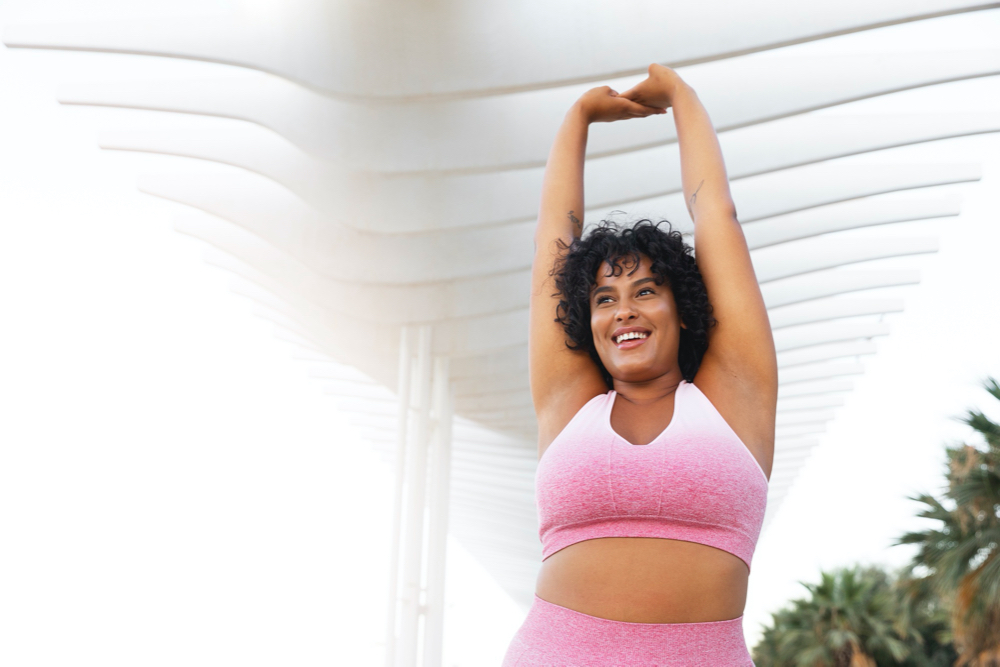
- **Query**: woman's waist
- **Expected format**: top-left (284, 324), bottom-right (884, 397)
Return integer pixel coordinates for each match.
top-left (534, 536), bottom-right (749, 623)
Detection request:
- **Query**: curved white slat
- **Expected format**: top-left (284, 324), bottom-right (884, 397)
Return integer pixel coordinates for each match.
top-left (772, 456), bottom-right (819, 471)
top-left (744, 193), bottom-right (961, 250)
top-left (771, 457), bottom-right (817, 471)
top-left (774, 321), bottom-right (890, 352)
top-left (775, 423), bottom-right (829, 438)
top-left (778, 395), bottom-right (848, 411)
top-left (761, 267), bottom-right (921, 308)
top-left (768, 298), bottom-right (904, 329)
top-left (773, 447), bottom-right (820, 463)
top-left (776, 410), bottom-right (837, 426)
top-left (774, 438), bottom-right (823, 452)
top-left (779, 361), bottom-right (865, 384)
top-left (778, 379), bottom-right (854, 398)
top-left (754, 237), bottom-right (938, 283)
top-left (777, 340), bottom-right (879, 367)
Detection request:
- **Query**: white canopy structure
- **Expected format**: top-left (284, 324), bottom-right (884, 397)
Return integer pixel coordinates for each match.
top-left (5, 2), bottom-right (996, 664)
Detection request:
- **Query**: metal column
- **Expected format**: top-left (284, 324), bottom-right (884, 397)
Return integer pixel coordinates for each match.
top-left (385, 325), bottom-right (453, 667)
top-left (385, 325), bottom-right (412, 667)
top-left (423, 355), bottom-right (453, 667)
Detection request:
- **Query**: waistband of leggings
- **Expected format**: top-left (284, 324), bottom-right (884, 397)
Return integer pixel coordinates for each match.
top-left (532, 594), bottom-right (744, 627)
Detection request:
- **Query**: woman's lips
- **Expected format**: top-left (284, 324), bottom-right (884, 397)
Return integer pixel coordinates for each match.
top-left (615, 334), bottom-right (649, 350)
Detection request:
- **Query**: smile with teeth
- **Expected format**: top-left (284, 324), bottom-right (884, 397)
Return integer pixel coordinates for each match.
top-left (615, 331), bottom-right (649, 345)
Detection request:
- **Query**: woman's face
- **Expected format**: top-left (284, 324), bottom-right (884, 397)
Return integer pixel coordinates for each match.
top-left (590, 254), bottom-right (685, 384)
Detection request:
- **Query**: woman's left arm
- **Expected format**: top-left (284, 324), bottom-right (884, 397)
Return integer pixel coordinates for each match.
top-left (625, 66), bottom-right (778, 470)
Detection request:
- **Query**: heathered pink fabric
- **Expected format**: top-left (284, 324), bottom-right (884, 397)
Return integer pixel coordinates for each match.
top-left (535, 380), bottom-right (769, 571)
top-left (501, 594), bottom-right (754, 666)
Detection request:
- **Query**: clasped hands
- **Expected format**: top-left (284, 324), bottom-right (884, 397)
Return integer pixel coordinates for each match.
top-left (575, 63), bottom-right (682, 124)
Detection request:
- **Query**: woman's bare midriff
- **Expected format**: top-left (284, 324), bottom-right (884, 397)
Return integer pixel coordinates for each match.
top-left (534, 536), bottom-right (749, 623)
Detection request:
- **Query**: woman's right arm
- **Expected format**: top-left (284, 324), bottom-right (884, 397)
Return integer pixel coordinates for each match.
top-left (530, 89), bottom-right (665, 453)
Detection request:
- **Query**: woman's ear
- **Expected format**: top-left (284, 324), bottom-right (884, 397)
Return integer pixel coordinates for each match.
top-left (680, 319), bottom-right (688, 330)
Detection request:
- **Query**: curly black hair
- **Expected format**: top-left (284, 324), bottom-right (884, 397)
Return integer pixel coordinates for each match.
top-left (551, 218), bottom-right (716, 387)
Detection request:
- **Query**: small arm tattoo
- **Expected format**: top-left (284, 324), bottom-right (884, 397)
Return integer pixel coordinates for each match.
top-left (568, 210), bottom-right (582, 232)
top-left (687, 180), bottom-right (704, 216)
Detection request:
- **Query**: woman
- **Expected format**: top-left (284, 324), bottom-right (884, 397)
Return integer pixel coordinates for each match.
top-left (502, 64), bottom-right (777, 665)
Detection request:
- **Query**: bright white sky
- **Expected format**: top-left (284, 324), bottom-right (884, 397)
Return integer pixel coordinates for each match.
top-left (1, 3), bottom-right (998, 665)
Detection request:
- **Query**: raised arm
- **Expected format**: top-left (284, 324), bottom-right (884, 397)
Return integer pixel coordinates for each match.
top-left (530, 87), bottom-right (665, 454)
top-left (622, 66), bottom-right (778, 474)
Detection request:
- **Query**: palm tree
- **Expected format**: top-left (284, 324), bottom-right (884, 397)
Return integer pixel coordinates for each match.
top-left (752, 566), bottom-right (911, 666)
top-left (889, 569), bottom-right (957, 667)
top-left (896, 376), bottom-right (1000, 666)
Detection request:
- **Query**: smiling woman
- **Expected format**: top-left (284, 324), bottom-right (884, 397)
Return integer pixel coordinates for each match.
top-left (504, 64), bottom-right (777, 666)
top-left (551, 220), bottom-right (716, 389)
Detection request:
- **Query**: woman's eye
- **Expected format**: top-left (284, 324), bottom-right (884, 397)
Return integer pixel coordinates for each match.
top-left (639, 288), bottom-right (654, 296)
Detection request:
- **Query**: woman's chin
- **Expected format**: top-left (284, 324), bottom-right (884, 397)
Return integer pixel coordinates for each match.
top-left (608, 362), bottom-right (663, 383)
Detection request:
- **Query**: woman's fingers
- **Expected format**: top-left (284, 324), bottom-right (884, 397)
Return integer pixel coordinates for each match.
top-left (619, 91), bottom-right (642, 104)
top-left (620, 98), bottom-right (665, 117)
top-left (607, 96), bottom-right (662, 120)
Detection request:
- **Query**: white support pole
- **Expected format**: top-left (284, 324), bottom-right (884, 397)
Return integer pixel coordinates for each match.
top-left (398, 324), bottom-right (434, 667)
top-left (423, 356), bottom-right (452, 667)
top-left (385, 325), bottom-right (411, 667)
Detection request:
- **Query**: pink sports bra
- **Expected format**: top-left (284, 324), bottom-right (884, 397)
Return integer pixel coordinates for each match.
top-left (536, 379), bottom-right (769, 571)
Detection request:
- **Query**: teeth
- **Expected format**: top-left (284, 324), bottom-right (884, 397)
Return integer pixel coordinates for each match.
top-left (615, 332), bottom-right (649, 344)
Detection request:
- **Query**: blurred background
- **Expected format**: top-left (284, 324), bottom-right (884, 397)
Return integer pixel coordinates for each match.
top-left (1, 1), bottom-right (998, 665)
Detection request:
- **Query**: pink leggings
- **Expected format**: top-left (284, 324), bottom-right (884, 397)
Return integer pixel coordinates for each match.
top-left (502, 595), bottom-right (754, 666)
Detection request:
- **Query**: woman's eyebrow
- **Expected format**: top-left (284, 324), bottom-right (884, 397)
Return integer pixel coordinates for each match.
top-left (592, 276), bottom-right (656, 295)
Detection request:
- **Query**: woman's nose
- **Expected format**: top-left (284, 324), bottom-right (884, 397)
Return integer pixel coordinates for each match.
top-left (615, 300), bottom-right (638, 320)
